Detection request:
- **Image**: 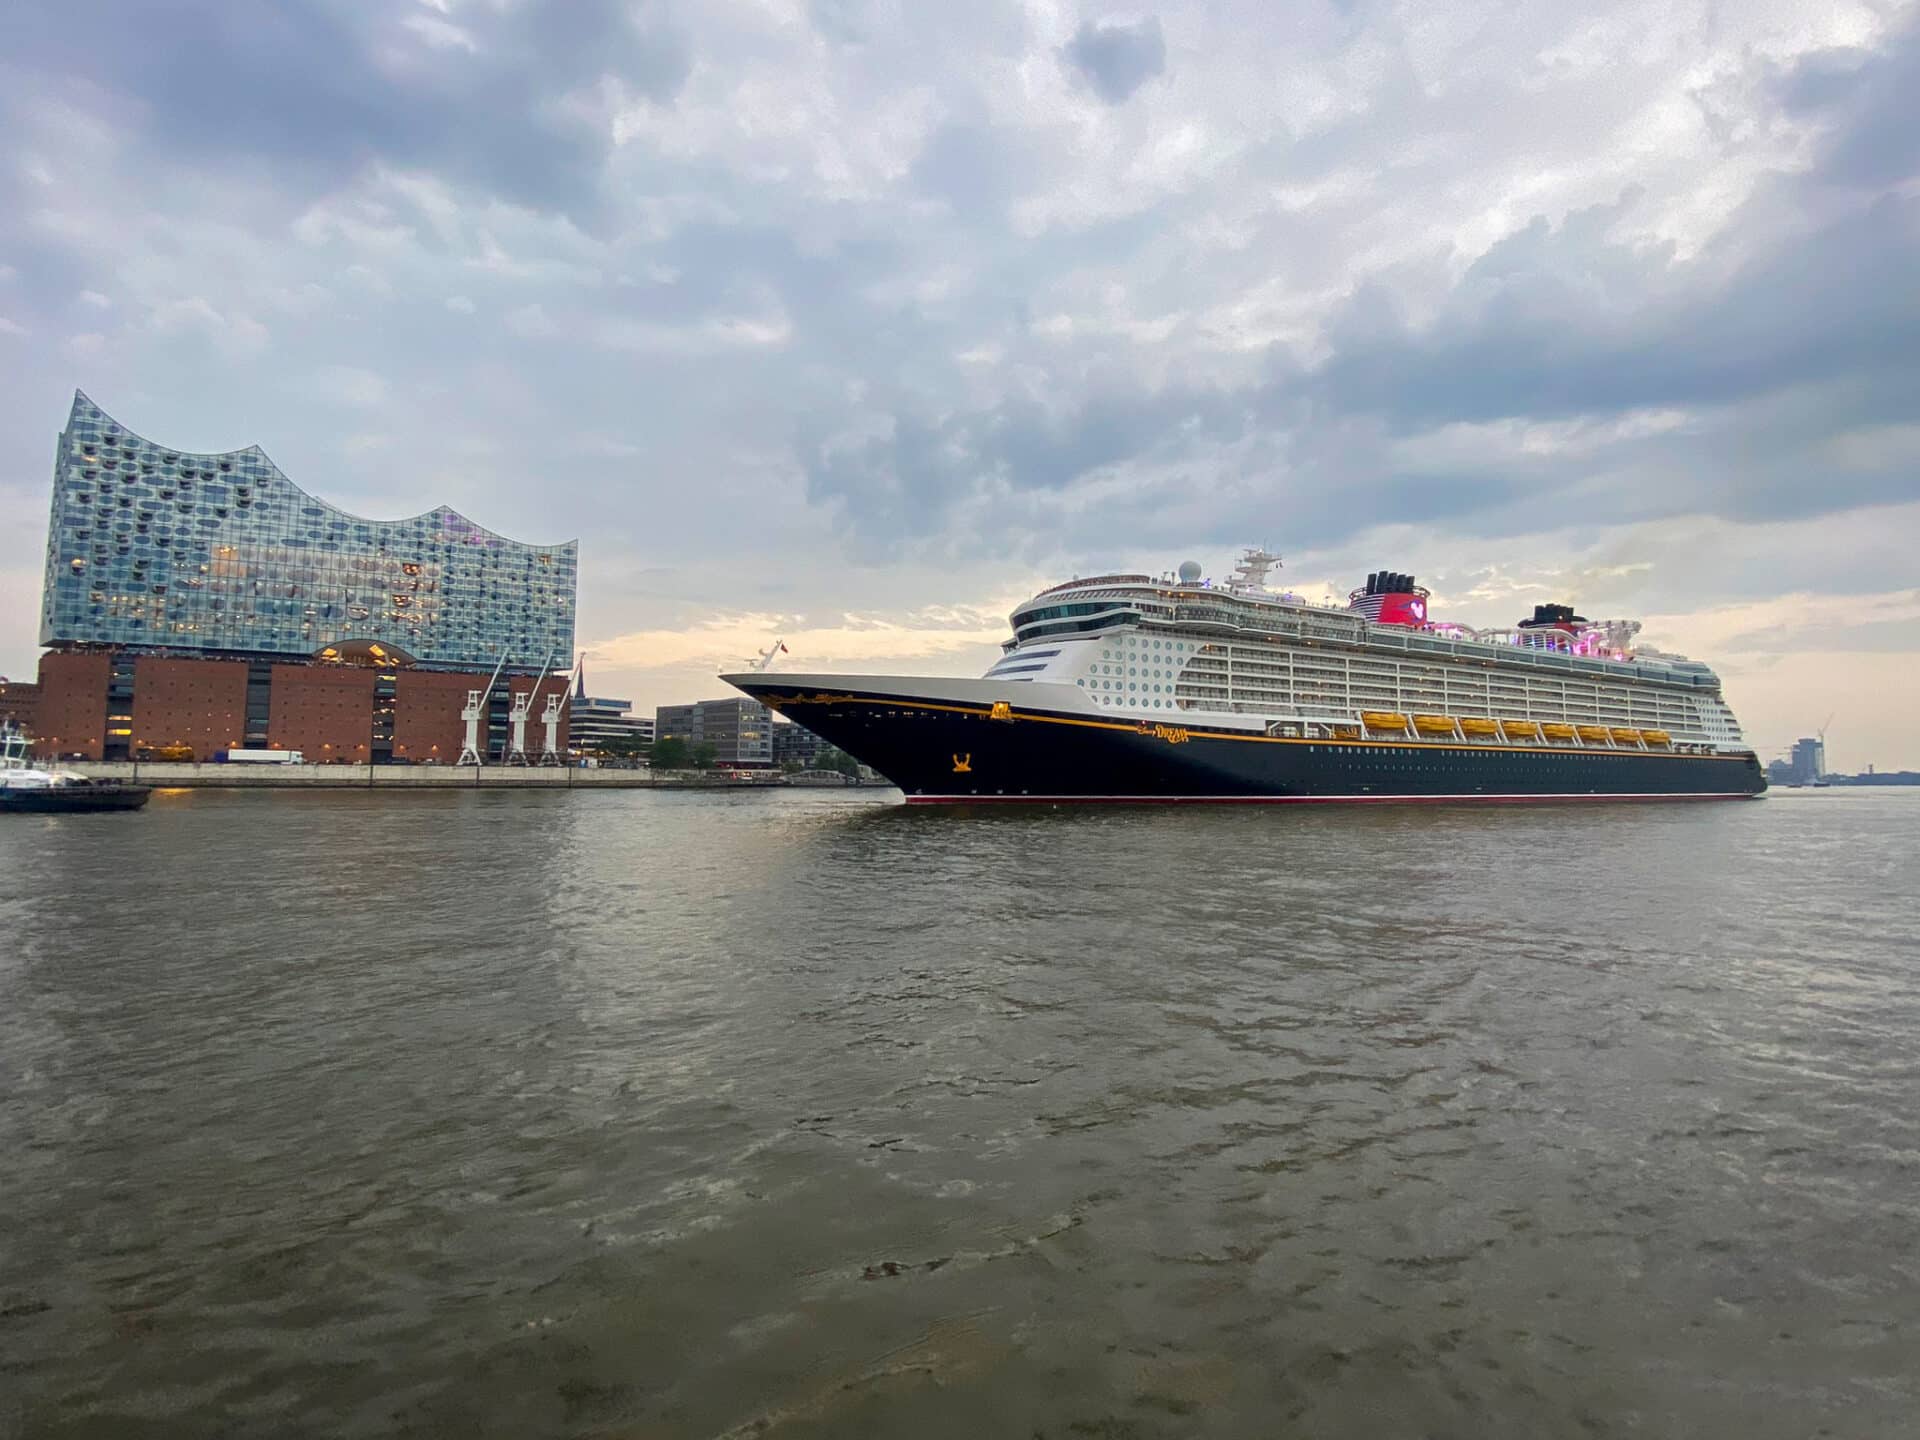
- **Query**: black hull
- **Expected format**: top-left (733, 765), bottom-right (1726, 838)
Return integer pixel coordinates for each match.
top-left (734, 681), bottom-right (1767, 804)
top-left (0, 784), bottom-right (152, 813)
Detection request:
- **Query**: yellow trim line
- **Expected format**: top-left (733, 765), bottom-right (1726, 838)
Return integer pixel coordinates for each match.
top-left (751, 690), bottom-right (1756, 761)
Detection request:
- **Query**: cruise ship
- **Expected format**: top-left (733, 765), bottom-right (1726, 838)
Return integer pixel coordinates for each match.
top-left (723, 550), bottom-right (1767, 803)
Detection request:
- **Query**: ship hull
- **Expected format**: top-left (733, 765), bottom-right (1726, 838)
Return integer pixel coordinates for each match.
top-left (0, 783), bottom-right (152, 813)
top-left (725, 675), bottom-right (1767, 804)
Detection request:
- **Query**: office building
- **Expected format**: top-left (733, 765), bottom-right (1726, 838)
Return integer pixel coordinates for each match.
top-left (1788, 736), bottom-right (1825, 785)
top-left (23, 393), bottom-right (577, 762)
top-left (772, 718), bottom-right (827, 769)
top-left (656, 697), bottom-right (773, 768)
top-left (569, 668), bottom-right (654, 754)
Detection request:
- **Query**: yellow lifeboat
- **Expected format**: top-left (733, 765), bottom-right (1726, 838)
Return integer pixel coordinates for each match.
top-left (1412, 714), bottom-right (1456, 735)
top-left (1642, 729), bottom-right (1671, 746)
top-left (1611, 728), bottom-right (1644, 746)
top-left (1577, 725), bottom-right (1613, 744)
top-left (1500, 720), bottom-right (1542, 740)
top-left (1332, 725), bottom-right (1362, 740)
top-left (1541, 723), bottom-right (1576, 741)
top-left (1459, 717), bottom-right (1500, 737)
top-left (1361, 711), bottom-right (1409, 731)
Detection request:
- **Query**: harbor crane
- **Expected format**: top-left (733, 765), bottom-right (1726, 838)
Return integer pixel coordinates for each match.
top-left (539, 654), bottom-right (582, 766)
top-left (506, 652), bottom-right (556, 765)
top-left (456, 655), bottom-right (509, 767)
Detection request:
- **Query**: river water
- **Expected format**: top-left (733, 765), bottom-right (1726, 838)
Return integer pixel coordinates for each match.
top-left (2, 788), bottom-right (1916, 1438)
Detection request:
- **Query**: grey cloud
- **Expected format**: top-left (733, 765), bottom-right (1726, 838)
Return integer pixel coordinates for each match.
top-left (807, 0), bottom-right (870, 45)
top-left (3, 0), bottom-right (690, 222)
top-left (1309, 189), bottom-right (1920, 430)
top-left (910, 124), bottom-right (1038, 219)
top-left (807, 163), bottom-right (1919, 561)
top-left (1781, 31), bottom-right (1920, 190)
top-left (1062, 17), bottom-right (1167, 104)
top-left (810, 16), bottom-right (1920, 558)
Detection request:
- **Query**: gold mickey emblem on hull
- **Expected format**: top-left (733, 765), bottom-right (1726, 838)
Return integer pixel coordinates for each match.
top-left (952, 753), bottom-right (973, 773)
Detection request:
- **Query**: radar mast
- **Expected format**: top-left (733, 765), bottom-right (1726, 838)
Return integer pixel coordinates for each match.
top-left (1228, 547), bottom-right (1281, 594)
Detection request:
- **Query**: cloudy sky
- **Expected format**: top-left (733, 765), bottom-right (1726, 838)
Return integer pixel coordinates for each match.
top-left (2, 0), bottom-right (1916, 770)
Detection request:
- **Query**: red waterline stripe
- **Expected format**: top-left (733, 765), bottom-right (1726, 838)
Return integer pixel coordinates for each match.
top-left (903, 791), bottom-right (1762, 805)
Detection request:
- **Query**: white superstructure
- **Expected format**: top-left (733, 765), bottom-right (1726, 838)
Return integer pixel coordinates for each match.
top-left (979, 551), bottom-right (1748, 752)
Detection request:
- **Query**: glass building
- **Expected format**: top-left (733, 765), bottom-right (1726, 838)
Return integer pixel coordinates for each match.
top-left (40, 392), bottom-right (576, 671)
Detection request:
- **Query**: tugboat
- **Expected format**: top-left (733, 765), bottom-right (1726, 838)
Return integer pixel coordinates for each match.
top-left (0, 725), bottom-right (152, 813)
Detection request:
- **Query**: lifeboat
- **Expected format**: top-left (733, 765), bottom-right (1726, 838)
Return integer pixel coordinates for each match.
top-left (1459, 717), bottom-right (1500, 737)
top-left (1412, 714), bottom-right (1456, 735)
top-left (1541, 723), bottom-right (1576, 741)
top-left (1611, 728), bottom-right (1644, 746)
top-left (1500, 720), bottom-right (1541, 740)
top-left (1361, 712), bottom-right (1409, 731)
top-left (1332, 726), bottom-right (1362, 740)
top-left (1642, 729), bottom-right (1671, 746)
top-left (1577, 725), bottom-right (1613, 744)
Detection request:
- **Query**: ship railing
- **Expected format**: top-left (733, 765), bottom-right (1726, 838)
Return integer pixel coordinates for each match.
top-left (1031, 574), bottom-right (1154, 598)
top-left (1151, 608), bottom-right (1721, 692)
top-left (1263, 715), bottom-right (1366, 740)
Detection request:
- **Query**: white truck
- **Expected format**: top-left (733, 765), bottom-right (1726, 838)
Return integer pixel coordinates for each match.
top-left (214, 749), bottom-right (304, 764)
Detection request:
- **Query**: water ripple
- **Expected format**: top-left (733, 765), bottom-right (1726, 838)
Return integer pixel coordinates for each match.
top-left (2, 788), bottom-right (1917, 1437)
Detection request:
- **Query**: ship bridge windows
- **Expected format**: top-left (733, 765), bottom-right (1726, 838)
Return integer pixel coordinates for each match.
top-left (1020, 612), bottom-right (1134, 641)
top-left (1013, 601), bottom-right (1135, 629)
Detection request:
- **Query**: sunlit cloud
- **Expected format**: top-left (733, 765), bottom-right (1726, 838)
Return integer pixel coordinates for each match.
top-left (588, 603), bottom-right (1017, 675)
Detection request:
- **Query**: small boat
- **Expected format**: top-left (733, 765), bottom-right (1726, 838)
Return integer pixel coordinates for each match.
top-left (1, 726), bottom-right (151, 813)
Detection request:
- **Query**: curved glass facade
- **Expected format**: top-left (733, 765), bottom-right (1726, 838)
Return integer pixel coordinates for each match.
top-left (40, 393), bottom-right (576, 670)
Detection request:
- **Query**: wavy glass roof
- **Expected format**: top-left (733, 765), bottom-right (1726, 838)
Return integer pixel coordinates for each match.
top-left (40, 392), bottom-right (577, 670)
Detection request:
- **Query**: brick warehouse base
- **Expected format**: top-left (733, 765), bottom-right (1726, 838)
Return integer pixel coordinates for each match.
top-left (24, 650), bottom-right (572, 765)
top-left (56, 762), bottom-right (803, 790)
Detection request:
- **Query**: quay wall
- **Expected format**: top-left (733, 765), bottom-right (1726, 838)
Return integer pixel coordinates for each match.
top-left (61, 762), bottom-right (790, 790)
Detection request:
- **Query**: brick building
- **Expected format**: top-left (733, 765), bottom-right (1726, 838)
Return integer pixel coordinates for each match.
top-left (0, 677), bottom-right (41, 740)
top-left (24, 651), bottom-right (572, 764)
